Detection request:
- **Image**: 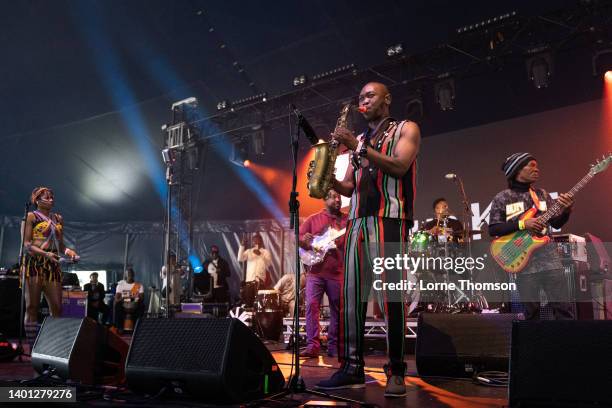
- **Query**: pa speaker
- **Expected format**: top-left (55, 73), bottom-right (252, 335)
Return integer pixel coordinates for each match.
top-left (32, 317), bottom-right (98, 384)
top-left (509, 320), bottom-right (612, 407)
top-left (31, 317), bottom-right (128, 385)
top-left (416, 313), bottom-right (523, 377)
top-left (125, 318), bottom-right (285, 403)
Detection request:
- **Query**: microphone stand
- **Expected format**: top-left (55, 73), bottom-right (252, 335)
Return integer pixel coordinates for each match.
top-left (267, 106), bottom-right (365, 406)
top-left (16, 202), bottom-right (30, 361)
top-left (452, 175), bottom-right (475, 300)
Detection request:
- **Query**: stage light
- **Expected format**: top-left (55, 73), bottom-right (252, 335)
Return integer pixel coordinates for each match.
top-left (244, 159), bottom-right (251, 167)
top-left (434, 77), bottom-right (455, 111)
top-left (161, 148), bottom-right (172, 164)
top-left (216, 100), bottom-right (228, 111)
top-left (230, 139), bottom-right (249, 167)
top-left (386, 44), bottom-right (403, 58)
top-left (293, 75), bottom-right (307, 86)
top-left (252, 129), bottom-right (265, 156)
top-left (526, 50), bottom-right (553, 89)
top-left (605, 71), bottom-right (612, 82)
top-left (405, 94), bottom-right (424, 120)
top-left (592, 48), bottom-right (612, 76)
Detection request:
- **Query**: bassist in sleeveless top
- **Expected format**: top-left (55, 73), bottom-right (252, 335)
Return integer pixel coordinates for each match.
top-left (488, 153), bottom-right (575, 320)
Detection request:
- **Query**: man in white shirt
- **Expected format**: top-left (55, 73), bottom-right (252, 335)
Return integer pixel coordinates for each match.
top-left (114, 268), bottom-right (145, 331)
top-left (238, 234), bottom-right (272, 307)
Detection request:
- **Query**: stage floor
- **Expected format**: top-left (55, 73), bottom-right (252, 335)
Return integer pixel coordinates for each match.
top-left (0, 338), bottom-right (507, 408)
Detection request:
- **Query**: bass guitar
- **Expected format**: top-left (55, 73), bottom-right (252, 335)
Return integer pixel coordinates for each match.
top-left (491, 154), bottom-right (610, 273)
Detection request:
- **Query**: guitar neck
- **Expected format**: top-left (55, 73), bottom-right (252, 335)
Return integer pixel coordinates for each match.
top-left (539, 172), bottom-right (593, 224)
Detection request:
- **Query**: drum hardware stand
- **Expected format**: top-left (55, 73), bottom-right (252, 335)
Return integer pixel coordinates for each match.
top-left (448, 172), bottom-right (487, 310)
top-left (265, 105), bottom-right (367, 407)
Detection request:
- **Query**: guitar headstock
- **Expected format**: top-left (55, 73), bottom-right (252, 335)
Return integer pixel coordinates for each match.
top-left (589, 153), bottom-right (612, 176)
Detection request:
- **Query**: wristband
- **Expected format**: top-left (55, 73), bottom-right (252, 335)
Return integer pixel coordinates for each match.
top-left (518, 220), bottom-right (525, 230)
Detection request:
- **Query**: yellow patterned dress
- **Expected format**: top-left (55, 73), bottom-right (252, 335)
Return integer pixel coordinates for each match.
top-left (24, 211), bottom-right (63, 283)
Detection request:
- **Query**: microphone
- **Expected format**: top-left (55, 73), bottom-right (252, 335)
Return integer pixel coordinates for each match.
top-left (291, 105), bottom-right (319, 145)
top-left (445, 173), bottom-right (457, 180)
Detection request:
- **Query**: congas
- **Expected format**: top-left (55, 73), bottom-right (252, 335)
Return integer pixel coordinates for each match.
top-left (122, 299), bottom-right (138, 332)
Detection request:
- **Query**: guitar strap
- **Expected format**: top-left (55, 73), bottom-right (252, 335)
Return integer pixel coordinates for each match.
top-left (528, 188), bottom-right (546, 212)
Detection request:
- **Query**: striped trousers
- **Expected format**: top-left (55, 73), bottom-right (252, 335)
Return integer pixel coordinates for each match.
top-left (338, 216), bottom-right (410, 376)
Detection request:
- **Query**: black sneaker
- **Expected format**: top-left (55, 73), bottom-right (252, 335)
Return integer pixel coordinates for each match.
top-left (315, 369), bottom-right (365, 390)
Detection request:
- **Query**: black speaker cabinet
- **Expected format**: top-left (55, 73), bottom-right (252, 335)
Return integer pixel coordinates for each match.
top-left (416, 313), bottom-right (524, 378)
top-left (126, 318), bottom-right (285, 403)
top-left (31, 317), bottom-right (98, 384)
top-left (31, 317), bottom-right (128, 385)
top-left (509, 320), bottom-right (612, 407)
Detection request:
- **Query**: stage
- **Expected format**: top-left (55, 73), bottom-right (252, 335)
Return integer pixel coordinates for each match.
top-left (0, 338), bottom-right (507, 408)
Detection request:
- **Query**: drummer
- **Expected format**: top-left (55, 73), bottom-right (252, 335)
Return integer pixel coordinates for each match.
top-left (421, 197), bottom-right (464, 242)
top-left (113, 267), bottom-right (144, 332)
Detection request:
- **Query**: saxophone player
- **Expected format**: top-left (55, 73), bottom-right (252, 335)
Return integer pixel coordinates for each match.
top-left (316, 82), bottom-right (421, 398)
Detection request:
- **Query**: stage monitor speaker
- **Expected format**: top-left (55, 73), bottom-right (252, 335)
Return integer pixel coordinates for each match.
top-left (125, 317), bottom-right (285, 403)
top-left (31, 317), bottom-right (128, 385)
top-left (32, 317), bottom-right (98, 384)
top-left (416, 313), bottom-right (523, 378)
top-left (509, 320), bottom-right (612, 407)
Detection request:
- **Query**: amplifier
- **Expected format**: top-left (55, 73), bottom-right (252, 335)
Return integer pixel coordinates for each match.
top-left (553, 233), bottom-right (587, 262)
top-left (61, 290), bottom-right (87, 318)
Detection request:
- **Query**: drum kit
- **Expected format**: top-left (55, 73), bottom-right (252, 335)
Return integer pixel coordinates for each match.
top-left (408, 217), bottom-right (488, 315)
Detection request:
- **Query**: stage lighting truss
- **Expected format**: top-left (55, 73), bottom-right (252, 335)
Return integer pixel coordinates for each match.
top-left (526, 48), bottom-right (553, 89)
top-left (434, 76), bottom-right (455, 111)
top-left (312, 63), bottom-right (357, 81)
top-left (456, 11), bottom-right (517, 34)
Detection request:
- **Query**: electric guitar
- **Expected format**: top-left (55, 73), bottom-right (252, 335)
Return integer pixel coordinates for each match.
top-left (299, 227), bottom-right (346, 266)
top-left (491, 154), bottom-right (611, 273)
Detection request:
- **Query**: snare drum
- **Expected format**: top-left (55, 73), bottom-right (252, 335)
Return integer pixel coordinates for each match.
top-left (256, 290), bottom-right (280, 312)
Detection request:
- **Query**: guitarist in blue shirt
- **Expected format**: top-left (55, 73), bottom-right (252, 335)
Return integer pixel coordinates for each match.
top-left (488, 152), bottom-right (575, 320)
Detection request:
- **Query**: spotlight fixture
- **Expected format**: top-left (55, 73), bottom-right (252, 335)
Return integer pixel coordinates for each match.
top-left (230, 139), bottom-right (249, 167)
top-left (434, 77), bottom-right (455, 111)
top-left (456, 11), bottom-right (517, 34)
top-left (293, 74), bottom-right (307, 87)
top-left (161, 148), bottom-right (172, 164)
top-left (312, 64), bottom-right (356, 81)
top-left (252, 129), bottom-right (265, 156)
top-left (386, 44), bottom-right (403, 58)
top-left (216, 100), bottom-right (228, 111)
top-left (526, 49), bottom-right (553, 89)
top-left (592, 48), bottom-right (612, 76)
top-left (405, 94), bottom-right (424, 120)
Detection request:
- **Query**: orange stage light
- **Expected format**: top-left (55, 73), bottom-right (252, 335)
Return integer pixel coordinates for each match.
top-left (605, 71), bottom-right (612, 83)
top-left (243, 159), bottom-right (251, 168)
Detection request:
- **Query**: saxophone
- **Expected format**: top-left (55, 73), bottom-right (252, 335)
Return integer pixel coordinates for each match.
top-left (307, 103), bottom-right (351, 199)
